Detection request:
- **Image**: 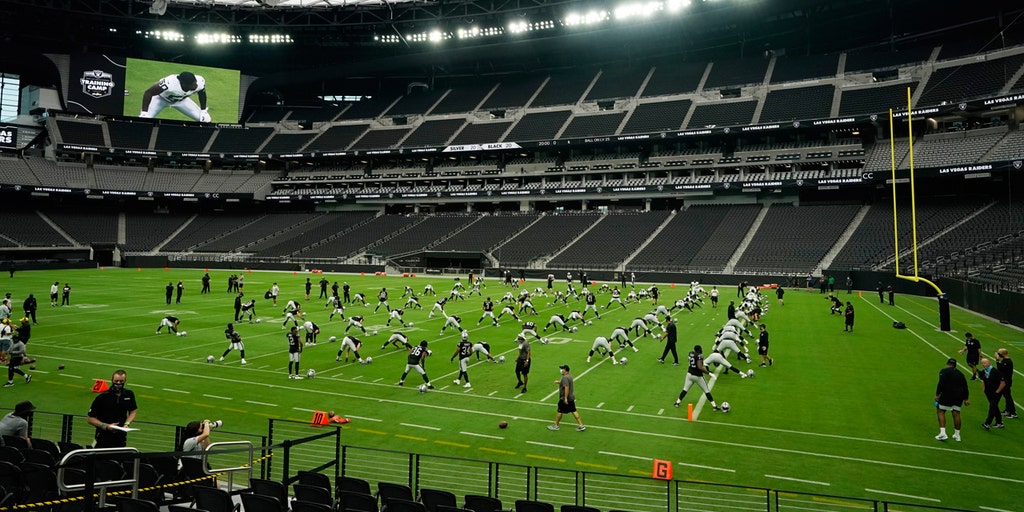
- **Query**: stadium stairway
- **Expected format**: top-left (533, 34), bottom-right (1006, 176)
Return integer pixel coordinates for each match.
top-left (815, 204), bottom-right (871, 274)
top-left (35, 211), bottom-right (79, 246)
top-left (619, 209), bottom-right (678, 271)
top-left (722, 204), bottom-right (769, 274)
top-left (532, 213), bottom-right (605, 269)
top-left (152, 214), bottom-right (198, 253)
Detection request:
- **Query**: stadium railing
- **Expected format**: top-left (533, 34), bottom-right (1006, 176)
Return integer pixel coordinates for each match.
top-left (13, 411), bottom-right (973, 512)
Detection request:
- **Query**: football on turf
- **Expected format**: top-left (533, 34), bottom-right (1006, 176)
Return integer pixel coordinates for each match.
top-left (586, 321), bottom-right (593, 326)
top-left (570, 326), bottom-right (578, 333)
top-left (307, 369), bottom-right (316, 379)
top-left (206, 355), bottom-right (215, 363)
top-left (499, 421), bottom-right (508, 429)
top-left (418, 384), bottom-right (428, 393)
top-left (255, 318), bottom-right (262, 323)
top-left (498, 355), bottom-right (505, 363)
top-left (408, 322), bottom-right (414, 327)
top-left (58, 364), bottom-right (65, 370)
top-left (364, 356), bottom-right (373, 364)
top-left (178, 331), bottom-right (187, 337)
top-left (746, 369), bottom-right (755, 378)
top-left (541, 338), bottom-right (549, 344)
top-left (720, 402), bottom-right (731, 413)
top-left (619, 357), bottom-right (628, 365)
top-left (372, 330), bottom-right (378, 335)
top-left (29, 365), bottom-right (35, 370)
top-left (328, 336), bottom-right (338, 342)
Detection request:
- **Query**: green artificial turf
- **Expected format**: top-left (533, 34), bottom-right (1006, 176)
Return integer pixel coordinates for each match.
top-left (7, 268), bottom-right (1022, 511)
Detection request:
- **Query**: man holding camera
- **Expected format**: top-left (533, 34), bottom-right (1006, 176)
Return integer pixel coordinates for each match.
top-left (87, 369), bottom-right (137, 448)
top-left (182, 419), bottom-right (219, 456)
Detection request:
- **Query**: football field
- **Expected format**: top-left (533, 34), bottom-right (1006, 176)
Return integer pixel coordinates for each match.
top-left (7, 268), bottom-right (1023, 511)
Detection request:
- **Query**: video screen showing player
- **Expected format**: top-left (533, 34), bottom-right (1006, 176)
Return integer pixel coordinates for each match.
top-left (123, 58), bottom-right (239, 123)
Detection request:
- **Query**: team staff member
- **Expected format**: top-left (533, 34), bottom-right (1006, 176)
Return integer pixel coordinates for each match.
top-left (22, 294), bottom-right (37, 324)
top-left (139, 71), bottom-right (210, 122)
top-left (176, 280), bottom-right (185, 304)
top-left (657, 316), bottom-right (679, 365)
top-left (61, 283), bottom-right (71, 306)
top-left (996, 349), bottom-right (1016, 419)
top-left (979, 358), bottom-right (1006, 430)
top-left (165, 282), bottom-right (174, 305)
top-left (233, 292), bottom-right (243, 322)
top-left (959, 333), bottom-right (982, 380)
top-left (548, 365), bottom-right (586, 431)
top-left (515, 335), bottom-right (531, 393)
top-left (87, 370), bottom-right (137, 448)
top-left (758, 323), bottom-right (773, 367)
top-left (935, 358), bottom-right (969, 442)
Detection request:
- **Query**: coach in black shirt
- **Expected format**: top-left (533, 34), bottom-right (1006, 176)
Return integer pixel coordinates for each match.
top-left (996, 349), bottom-right (1016, 418)
top-left (657, 317), bottom-right (678, 365)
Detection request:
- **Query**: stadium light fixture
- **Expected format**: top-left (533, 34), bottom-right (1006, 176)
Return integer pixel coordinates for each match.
top-left (564, 10), bottom-right (609, 27)
top-left (197, 32), bottom-right (241, 44)
top-left (614, 1), bottom-right (662, 20)
top-left (138, 30), bottom-right (185, 42)
top-left (665, 0), bottom-right (692, 12)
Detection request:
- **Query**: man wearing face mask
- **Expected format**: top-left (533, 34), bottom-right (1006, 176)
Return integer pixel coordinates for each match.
top-left (996, 349), bottom-right (1016, 419)
top-left (87, 369), bottom-right (138, 448)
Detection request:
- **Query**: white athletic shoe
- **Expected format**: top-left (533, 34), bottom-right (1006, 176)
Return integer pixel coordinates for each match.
top-left (219, 356), bottom-right (225, 361)
top-left (952, 433), bottom-right (961, 442)
top-left (935, 433), bottom-right (948, 441)
top-left (241, 359), bottom-right (248, 365)
top-left (463, 382), bottom-right (472, 388)
top-left (454, 379), bottom-right (461, 385)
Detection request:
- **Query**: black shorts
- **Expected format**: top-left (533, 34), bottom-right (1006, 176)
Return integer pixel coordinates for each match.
top-left (757, 346), bottom-right (768, 356)
top-left (557, 399), bottom-right (577, 414)
top-left (966, 353), bottom-right (980, 365)
top-left (516, 359), bottom-right (531, 374)
top-left (710, 296), bottom-right (718, 303)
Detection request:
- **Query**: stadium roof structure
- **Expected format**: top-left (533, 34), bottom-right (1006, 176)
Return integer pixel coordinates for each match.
top-left (165, 0), bottom-right (424, 7)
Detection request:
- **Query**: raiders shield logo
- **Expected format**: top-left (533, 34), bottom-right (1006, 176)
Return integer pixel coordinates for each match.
top-left (870, 114), bottom-right (878, 122)
top-left (723, 127), bottom-right (731, 134)
top-left (596, 187), bottom-right (603, 193)
top-left (80, 70), bottom-right (115, 99)
top-left (657, 185), bottom-right (664, 191)
top-left (792, 121), bottom-right (801, 128)
top-left (796, 180), bottom-right (804, 186)
top-left (958, 103), bottom-right (967, 110)
top-left (1014, 160), bottom-right (1022, 170)
top-left (723, 182), bottom-right (731, 190)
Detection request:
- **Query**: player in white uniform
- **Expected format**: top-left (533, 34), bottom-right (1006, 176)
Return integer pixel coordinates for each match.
top-left (722, 318), bottom-right (753, 338)
top-left (345, 315), bottom-right (367, 335)
top-left (606, 288), bottom-right (626, 309)
top-left (674, 345), bottom-right (720, 411)
top-left (302, 320), bottom-right (320, 345)
top-left (544, 314), bottom-right (568, 332)
top-left (282, 304), bottom-right (303, 328)
top-left (335, 335), bottom-right (364, 363)
top-left (440, 315), bottom-right (463, 335)
top-left (374, 288), bottom-right (391, 313)
top-left (704, 350), bottom-right (748, 377)
top-left (405, 295), bottom-right (422, 309)
top-left (423, 284), bottom-right (436, 296)
top-left (714, 334), bottom-right (750, 362)
top-left (386, 308), bottom-right (407, 327)
top-left (220, 324), bottom-right (247, 364)
top-left (609, 326), bottom-right (639, 352)
top-left (566, 310), bottom-right (585, 325)
top-left (501, 291), bottom-right (516, 303)
top-left (629, 317), bottom-right (654, 338)
top-left (327, 296), bottom-right (345, 320)
top-left (497, 304), bottom-right (520, 323)
top-left (472, 341), bottom-right (497, 362)
top-left (586, 336), bottom-right (618, 364)
top-left (381, 332), bottom-right (410, 350)
top-left (139, 71), bottom-right (210, 122)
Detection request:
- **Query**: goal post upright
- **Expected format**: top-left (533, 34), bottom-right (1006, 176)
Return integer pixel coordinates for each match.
top-left (889, 87), bottom-right (950, 330)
